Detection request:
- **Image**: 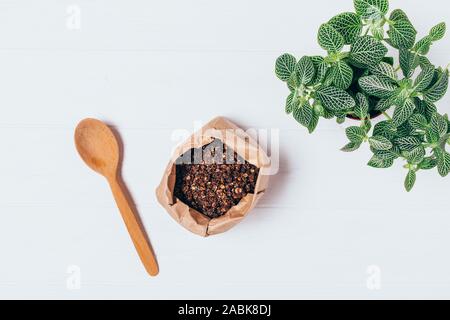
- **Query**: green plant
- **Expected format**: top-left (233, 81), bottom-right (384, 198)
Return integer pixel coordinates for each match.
top-left (275, 0), bottom-right (450, 191)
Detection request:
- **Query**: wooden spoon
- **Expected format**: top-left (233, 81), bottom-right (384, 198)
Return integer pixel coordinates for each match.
top-left (74, 118), bottom-right (159, 277)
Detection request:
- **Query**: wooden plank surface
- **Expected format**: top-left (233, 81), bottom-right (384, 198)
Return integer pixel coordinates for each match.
top-left (0, 0), bottom-right (449, 299)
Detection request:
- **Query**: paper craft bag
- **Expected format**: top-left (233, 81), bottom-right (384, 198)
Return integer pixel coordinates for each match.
top-left (156, 116), bottom-right (271, 237)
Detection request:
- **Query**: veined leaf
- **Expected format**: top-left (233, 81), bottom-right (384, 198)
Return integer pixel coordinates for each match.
top-left (369, 136), bottom-right (393, 150)
top-left (316, 86), bottom-right (356, 111)
top-left (416, 99), bottom-right (437, 122)
top-left (387, 10), bottom-right (417, 49)
top-left (399, 49), bottom-right (420, 78)
top-left (404, 146), bottom-right (426, 164)
top-left (318, 23), bottom-right (345, 53)
top-left (389, 8), bottom-right (410, 22)
top-left (408, 114), bottom-right (428, 130)
top-left (369, 62), bottom-right (398, 82)
top-left (419, 56), bottom-right (434, 70)
top-left (368, 155), bottom-right (394, 168)
top-left (373, 149), bottom-right (399, 161)
top-left (329, 12), bottom-right (362, 45)
top-left (374, 98), bottom-right (394, 112)
top-left (429, 22), bottom-right (446, 41)
top-left (351, 36), bottom-right (388, 67)
top-left (436, 148), bottom-right (450, 177)
top-left (430, 112), bottom-right (448, 138)
top-left (414, 66), bottom-right (435, 92)
top-left (296, 56), bottom-right (315, 85)
top-left (404, 170), bottom-right (416, 192)
top-left (396, 121), bottom-right (415, 137)
top-left (354, 0), bottom-right (389, 20)
top-left (346, 126), bottom-right (367, 144)
top-left (374, 120), bottom-right (397, 139)
top-left (341, 141), bottom-right (362, 152)
top-left (287, 72), bottom-right (300, 92)
top-left (424, 70), bottom-right (449, 103)
top-left (308, 110), bottom-right (320, 133)
top-left (310, 56), bottom-right (328, 85)
top-left (359, 75), bottom-right (397, 98)
top-left (354, 93), bottom-right (369, 119)
top-left (395, 136), bottom-right (422, 151)
top-left (285, 93), bottom-right (295, 114)
top-left (420, 157), bottom-right (438, 170)
top-left (276, 53), bottom-right (296, 81)
top-left (331, 61), bottom-right (353, 89)
top-left (392, 99), bottom-right (416, 127)
top-left (413, 36), bottom-right (432, 55)
top-left (371, 25), bottom-right (385, 41)
top-left (362, 118), bottom-right (372, 132)
top-left (293, 102), bottom-right (313, 130)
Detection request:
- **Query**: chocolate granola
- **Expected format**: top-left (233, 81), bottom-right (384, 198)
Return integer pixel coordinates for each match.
top-left (174, 139), bottom-right (260, 218)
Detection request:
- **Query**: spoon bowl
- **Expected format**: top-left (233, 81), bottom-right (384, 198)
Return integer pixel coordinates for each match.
top-left (75, 118), bottom-right (119, 178)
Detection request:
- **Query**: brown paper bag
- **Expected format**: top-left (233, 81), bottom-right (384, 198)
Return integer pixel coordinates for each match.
top-left (156, 116), bottom-right (271, 237)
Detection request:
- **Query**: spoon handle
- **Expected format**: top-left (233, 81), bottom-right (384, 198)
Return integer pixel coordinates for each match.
top-left (108, 178), bottom-right (159, 277)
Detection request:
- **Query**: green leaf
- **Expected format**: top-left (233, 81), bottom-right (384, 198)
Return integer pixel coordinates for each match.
top-left (331, 61), bottom-right (353, 89)
top-left (276, 54), bottom-right (296, 81)
top-left (308, 110), bottom-right (320, 133)
top-left (392, 99), bottom-right (416, 127)
top-left (416, 100), bottom-right (437, 122)
top-left (387, 10), bottom-right (417, 49)
top-left (354, 93), bottom-right (369, 119)
top-left (310, 56), bottom-right (328, 85)
top-left (369, 136), bottom-right (393, 150)
top-left (429, 22), bottom-right (446, 41)
top-left (436, 149), bottom-right (450, 177)
top-left (329, 12), bottom-right (363, 45)
top-left (359, 75), bottom-right (397, 98)
top-left (373, 149), bottom-right (399, 161)
top-left (341, 141), bottom-right (362, 152)
top-left (336, 115), bottom-right (346, 124)
top-left (368, 155), bottom-right (394, 168)
top-left (369, 62), bottom-right (398, 82)
top-left (408, 114), bottom-right (428, 130)
top-left (419, 56), bottom-right (434, 69)
top-left (350, 36), bottom-right (388, 67)
top-left (285, 93), bottom-right (295, 114)
top-left (414, 66), bottom-right (435, 92)
top-left (362, 118), bottom-right (372, 132)
top-left (419, 157), bottom-right (438, 170)
top-left (318, 23), bottom-right (345, 53)
top-left (346, 126), bottom-right (367, 144)
top-left (316, 86), bottom-right (356, 112)
top-left (293, 102), bottom-right (314, 129)
top-left (371, 25), bottom-right (385, 41)
top-left (374, 98), bottom-right (394, 112)
top-left (430, 112), bottom-right (448, 138)
top-left (413, 36), bottom-right (432, 55)
top-left (424, 70), bottom-right (449, 103)
top-left (404, 170), bottom-right (416, 192)
top-left (296, 56), bottom-right (315, 85)
top-left (374, 120), bottom-right (396, 139)
top-left (399, 49), bottom-right (420, 78)
top-left (354, 0), bottom-right (389, 20)
top-left (395, 136), bottom-right (422, 151)
top-left (404, 146), bottom-right (426, 164)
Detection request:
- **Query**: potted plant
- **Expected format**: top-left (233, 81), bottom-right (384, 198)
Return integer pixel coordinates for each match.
top-left (275, 0), bottom-right (450, 191)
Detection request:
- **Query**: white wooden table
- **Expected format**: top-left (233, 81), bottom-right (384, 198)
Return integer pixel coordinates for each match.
top-left (0, 0), bottom-right (449, 299)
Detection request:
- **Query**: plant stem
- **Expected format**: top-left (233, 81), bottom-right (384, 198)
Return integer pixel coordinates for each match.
top-left (394, 65), bottom-right (401, 72)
